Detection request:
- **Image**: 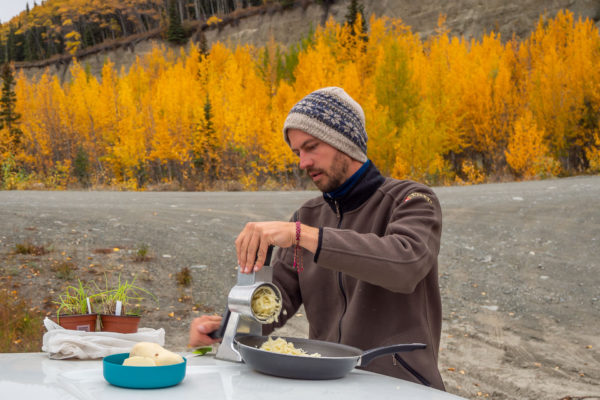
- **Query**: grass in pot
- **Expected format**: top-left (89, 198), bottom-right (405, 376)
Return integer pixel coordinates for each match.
top-left (96, 275), bottom-right (157, 333)
top-left (51, 280), bottom-right (97, 332)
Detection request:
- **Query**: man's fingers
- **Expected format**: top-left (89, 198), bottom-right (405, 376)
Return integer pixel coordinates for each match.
top-left (244, 231), bottom-right (261, 273)
top-left (189, 315), bottom-right (223, 347)
top-left (237, 222), bottom-right (293, 273)
top-left (236, 223), bottom-right (254, 270)
top-left (235, 233), bottom-right (242, 266)
top-left (253, 242), bottom-right (270, 272)
top-left (197, 321), bottom-right (221, 334)
top-left (235, 223), bottom-right (250, 266)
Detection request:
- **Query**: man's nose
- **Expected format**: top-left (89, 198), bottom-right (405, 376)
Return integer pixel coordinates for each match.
top-left (298, 153), bottom-right (313, 170)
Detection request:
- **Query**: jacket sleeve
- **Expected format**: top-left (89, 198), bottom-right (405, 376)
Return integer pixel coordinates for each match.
top-left (315, 189), bottom-right (442, 294)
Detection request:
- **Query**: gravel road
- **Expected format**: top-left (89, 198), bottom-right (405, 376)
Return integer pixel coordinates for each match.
top-left (1, 176), bottom-right (598, 399)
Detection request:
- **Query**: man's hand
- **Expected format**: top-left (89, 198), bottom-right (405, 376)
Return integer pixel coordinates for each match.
top-left (235, 221), bottom-right (319, 273)
top-left (235, 221), bottom-right (295, 273)
top-left (188, 315), bottom-right (223, 348)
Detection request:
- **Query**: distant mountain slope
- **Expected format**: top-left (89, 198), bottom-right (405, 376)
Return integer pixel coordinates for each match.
top-left (0, 0), bottom-right (297, 64)
top-left (7, 0), bottom-right (600, 81)
top-left (200, 0), bottom-right (600, 49)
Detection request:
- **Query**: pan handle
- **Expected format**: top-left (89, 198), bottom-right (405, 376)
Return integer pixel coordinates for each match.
top-left (358, 343), bottom-right (426, 367)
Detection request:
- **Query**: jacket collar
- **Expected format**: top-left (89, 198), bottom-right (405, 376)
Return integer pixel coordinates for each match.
top-left (323, 160), bottom-right (385, 214)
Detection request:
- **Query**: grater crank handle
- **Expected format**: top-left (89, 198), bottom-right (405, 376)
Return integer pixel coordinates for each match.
top-left (208, 307), bottom-right (230, 339)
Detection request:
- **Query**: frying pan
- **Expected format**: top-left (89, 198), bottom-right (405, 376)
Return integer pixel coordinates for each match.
top-left (234, 334), bottom-right (426, 380)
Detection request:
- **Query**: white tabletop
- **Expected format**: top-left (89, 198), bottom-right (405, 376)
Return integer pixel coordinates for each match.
top-left (0, 352), bottom-right (464, 399)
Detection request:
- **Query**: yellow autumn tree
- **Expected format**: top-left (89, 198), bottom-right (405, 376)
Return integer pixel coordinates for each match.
top-left (413, 17), bottom-right (466, 178)
top-left (370, 20), bottom-right (420, 175)
top-left (392, 102), bottom-right (450, 184)
top-left (505, 110), bottom-right (558, 179)
top-left (454, 32), bottom-right (521, 175)
top-left (525, 10), bottom-right (600, 171)
top-left (586, 132), bottom-right (600, 173)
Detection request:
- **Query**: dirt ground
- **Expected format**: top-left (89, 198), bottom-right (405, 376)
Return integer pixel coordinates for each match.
top-left (0, 176), bottom-right (598, 400)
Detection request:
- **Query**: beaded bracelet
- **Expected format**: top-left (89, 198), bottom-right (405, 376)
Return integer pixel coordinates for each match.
top-left (293, 220), bottom-right (303, 272)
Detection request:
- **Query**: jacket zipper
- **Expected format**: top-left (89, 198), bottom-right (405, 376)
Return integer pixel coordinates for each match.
top-left (334, 200), bottom-right (347, 343)
top-left (334, 199), bottom-right (341, 220)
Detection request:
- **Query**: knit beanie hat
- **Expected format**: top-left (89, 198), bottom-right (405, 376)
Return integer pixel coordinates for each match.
top-left (283, 87), bottom-right (368, 163)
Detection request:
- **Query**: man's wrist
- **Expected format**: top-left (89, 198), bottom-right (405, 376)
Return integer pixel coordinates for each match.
top-left (299, 224), bottom-right (319, 254)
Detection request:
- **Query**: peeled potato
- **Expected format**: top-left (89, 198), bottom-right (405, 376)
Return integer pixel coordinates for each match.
top-left (123, 355), bottom-right (156, 366)
top-left (129, 342), bottom-right (184, 366)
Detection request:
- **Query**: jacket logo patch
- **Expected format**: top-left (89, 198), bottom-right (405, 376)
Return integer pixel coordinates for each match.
top-left (404, 192), bottom-right (432, 204)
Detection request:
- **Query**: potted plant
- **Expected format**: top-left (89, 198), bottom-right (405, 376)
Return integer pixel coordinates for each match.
top-left (51, 280), bottom-right (97, 332)
top-left (95, 274), bottom-right (157, 333)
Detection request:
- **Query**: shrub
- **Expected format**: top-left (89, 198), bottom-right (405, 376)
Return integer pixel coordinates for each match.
top-left (175, 267), bottom-right (192, 287)
top-left (14, 241), bottom-right (48, 256)
top-left (0, 288), bottom-right (44, 352)
top-left (52, 261), bottom-right (77, 280)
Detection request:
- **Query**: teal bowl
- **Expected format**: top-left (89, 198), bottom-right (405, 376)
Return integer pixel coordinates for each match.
top-left (103, 352), bottom-right (186, 389)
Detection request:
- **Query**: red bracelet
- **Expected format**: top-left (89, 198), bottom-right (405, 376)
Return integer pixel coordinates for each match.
top-left (295, 220), bottom-right (301, 245)
top-left (293, 220), bottom-right (303, 272)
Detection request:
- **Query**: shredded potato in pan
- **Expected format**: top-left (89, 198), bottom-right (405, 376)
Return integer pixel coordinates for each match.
top-left (251, 286), bottom-right (281, 323)
top-left (259, 337), bottom-right (322, 357)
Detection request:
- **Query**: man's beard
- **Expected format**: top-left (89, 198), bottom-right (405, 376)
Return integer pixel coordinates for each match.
top-left (308, 152), bottom-right (350, 193)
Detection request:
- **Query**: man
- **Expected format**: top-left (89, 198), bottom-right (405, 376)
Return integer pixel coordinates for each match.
top-left (189, 87), bottom-right (445, 390)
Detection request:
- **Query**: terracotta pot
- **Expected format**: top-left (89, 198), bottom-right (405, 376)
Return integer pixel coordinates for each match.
top-left (51, 314), bottom-right (97, 332)
top-left (100, 314), bottom-right (141, 333)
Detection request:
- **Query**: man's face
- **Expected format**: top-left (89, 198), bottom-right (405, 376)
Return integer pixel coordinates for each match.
top-left (288, 129), bottom-right (355, 192)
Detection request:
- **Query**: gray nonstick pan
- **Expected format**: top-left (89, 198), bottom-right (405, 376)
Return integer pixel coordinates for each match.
top-left (234, 334), bottom-right (426, 380)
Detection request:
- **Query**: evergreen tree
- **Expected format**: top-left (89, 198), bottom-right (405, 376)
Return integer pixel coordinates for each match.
top-left (9, 26), bottom-right (25, 62)
top-left (167, 0), bottom-right (187, 44)
top-left (73, 146), bottom-right (91, 187)
top-left (0, 63), bottom-right (22, 153)
top-left (0, 37), bottom-right (5, 64)
top-left (6, 28), bottom-right (17, 62)
top-left (344, 0), bottom-right (368, 36)
top-left (279, 25), bottom-right (315, 83)
top-left (23, 29), bottom-right (38, 61)
top-left (83, 25), bottom-right (96, 47)
top-left (203, 95), bottom-right (215, 139)
top-left (194, 94), bottom-right (219, 182)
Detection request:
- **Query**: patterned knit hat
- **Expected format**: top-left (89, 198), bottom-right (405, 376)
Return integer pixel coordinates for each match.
top-left (283, 87), bottom-right (368, 163)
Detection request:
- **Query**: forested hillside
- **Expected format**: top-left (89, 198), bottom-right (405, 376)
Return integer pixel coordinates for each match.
top-left (0, 0), bottom-right (303, 63)
top-left (1, 7), bottom-right (599, 191)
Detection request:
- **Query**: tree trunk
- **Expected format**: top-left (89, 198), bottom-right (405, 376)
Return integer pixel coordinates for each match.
top-left (178, 0), bottom-right (185, 23)
top-left (133, 11), bottom-right (147, 33)
top-left (116, 10), bottom-right (127, 36)
top-left (194, 0), bottom-right (201, 20)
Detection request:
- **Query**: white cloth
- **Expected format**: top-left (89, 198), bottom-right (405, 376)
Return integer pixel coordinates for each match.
top-left (42, 317), bottom-right (165, 359)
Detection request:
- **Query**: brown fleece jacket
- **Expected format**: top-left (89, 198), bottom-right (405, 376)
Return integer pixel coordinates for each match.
top-left (264, 163), bottom-right (445, 390)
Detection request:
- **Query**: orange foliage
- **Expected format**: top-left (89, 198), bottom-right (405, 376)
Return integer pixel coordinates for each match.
top-left (505, 111), bottom-right (558, 178)
top-left (3, 11), bottom-right (600, 190)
